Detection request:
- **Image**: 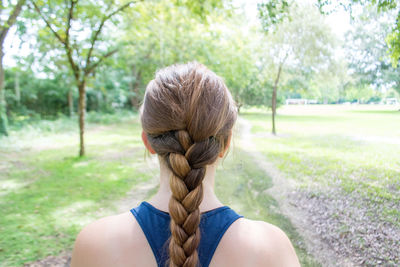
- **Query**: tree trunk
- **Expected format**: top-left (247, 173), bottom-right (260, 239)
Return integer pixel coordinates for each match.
top-left (0, 0), bottom-right (26, 136)
top-left (78, 81), bottom-right (86, 156)
top-left (0, 45), bottom-right (8, 136)
top-left (237, 103), bottom-right (242, 114)
top-left (15, 71), bottom-right (20, 105)
top-left (68, 88), bottom-right (74, 116)
top-left (271, 63), bottom-right (283, 135)
top-left (129, 67), bottom-right (141, 109)
top-left (271, 85), bottom-right (277, 135)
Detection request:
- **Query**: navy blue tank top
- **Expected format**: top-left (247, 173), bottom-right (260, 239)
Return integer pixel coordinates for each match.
top-left (130, 201), bottom-right (243, 267)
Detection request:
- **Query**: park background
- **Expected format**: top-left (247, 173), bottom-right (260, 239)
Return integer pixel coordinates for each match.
top-left (0, 0), bottom-right (399, 266)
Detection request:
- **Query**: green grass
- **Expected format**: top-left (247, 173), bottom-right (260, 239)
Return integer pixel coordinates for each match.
top-left (8, 110), bottom-right (136, 132)
top-left (1, 110), bottom-right (137, 151)
top-left (0, 114), bottom-right (155, 266)
top-left (241, 105), bottom-right (400, 225)
top-left (0, 110), bottom-right (320, 266)
top-left (216, 149), bottom-right (320, 266)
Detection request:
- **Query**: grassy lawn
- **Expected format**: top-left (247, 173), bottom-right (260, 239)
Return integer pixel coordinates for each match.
top-left (216, 149), bottom-right (319, 266)
top-left (0, 111), bottom-right (319, 266)
top-left (241, 104), bottom-right (400, 265)
top-left (242, 105), bottom-right (400, 224)
top-left (0, 113), bottom-right (156, 266)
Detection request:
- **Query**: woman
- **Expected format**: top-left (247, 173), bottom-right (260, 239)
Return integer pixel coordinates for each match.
top-left (71, 62), bottom-right (300, 267)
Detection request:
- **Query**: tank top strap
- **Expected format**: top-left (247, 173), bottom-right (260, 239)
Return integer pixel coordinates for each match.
top-left (130, 201), bottom-right (243, 267)
top-left (130, 202), bottom-right (171, 266)
top-left (198, 206), bottom-right (243, 266)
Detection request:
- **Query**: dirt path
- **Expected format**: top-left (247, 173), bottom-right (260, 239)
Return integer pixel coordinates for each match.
top-left (237, 118), bottom-right (353, 267)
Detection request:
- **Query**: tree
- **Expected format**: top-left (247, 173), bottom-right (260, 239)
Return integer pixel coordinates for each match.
top-left (345, 7), bottom-right (400, 95)
top-left (259, 0), bottom-right (400, 69)
top-left (31, 0), bottom-right (228, 156)
top-left (32, 0), bottom-right (137, 156)
top-left (258, 2), bottom-right (335, 134)
top-left (0, 0), bottom-right (26, 136)
top-left (119, 0), bottom-right (258, 110)
top-left (317, 0), bottom-right (400, 66)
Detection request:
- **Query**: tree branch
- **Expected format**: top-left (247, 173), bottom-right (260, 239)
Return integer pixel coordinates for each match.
top-left (31, 1), bottom-right (66, 45)
top-left (0, 0), bottom-right (26, 44)
top-left (84, 0), bottom-right (141, 69)
top-left (32, 1), bottom-right (81, 81)
top-left (64, 0), bottom-right (80, 80)
top-left (65, 0), bottom-right (77, 46)
top-left (85, 48), bottom-right (118, 75)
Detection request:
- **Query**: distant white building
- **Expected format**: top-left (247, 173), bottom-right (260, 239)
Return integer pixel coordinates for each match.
top-left (382, 98), bottom-right (399, 105)
top-left (285, 99), bottom-right (318, 105)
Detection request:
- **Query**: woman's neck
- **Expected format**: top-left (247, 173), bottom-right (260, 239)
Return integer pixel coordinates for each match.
top-left (147, 157), bottom-right (223, 213)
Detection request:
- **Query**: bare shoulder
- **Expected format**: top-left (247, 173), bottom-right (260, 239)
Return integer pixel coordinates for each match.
top-left (70, 211), bottom-right (154, 267)
top-left (212, 218), bottom-right (300, 267)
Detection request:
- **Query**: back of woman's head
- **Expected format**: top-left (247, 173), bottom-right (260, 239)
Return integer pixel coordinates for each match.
top-left (140, 62), bottom-right (237, 267)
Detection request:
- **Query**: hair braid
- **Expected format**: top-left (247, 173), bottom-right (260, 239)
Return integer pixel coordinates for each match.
top-left (149, 130), bottom-right (220, 267)
top-left (141, 62), bottom-right (238, 267)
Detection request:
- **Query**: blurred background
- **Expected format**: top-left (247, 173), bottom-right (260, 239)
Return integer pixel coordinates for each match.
top-left (0, 0), bottom-right (399, 266)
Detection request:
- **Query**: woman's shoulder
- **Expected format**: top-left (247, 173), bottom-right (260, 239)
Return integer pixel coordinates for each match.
top-left (70, 210), bottom-right (300, 267)
top-left (211, 217), bottom-right (300, 267)
top-left (70, 211), bottom-right (155, 267)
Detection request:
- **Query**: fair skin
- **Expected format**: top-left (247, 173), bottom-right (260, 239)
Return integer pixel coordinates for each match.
top-left (71, 131), bottom-right (300, 267)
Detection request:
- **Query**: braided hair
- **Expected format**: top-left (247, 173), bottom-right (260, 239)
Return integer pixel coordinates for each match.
top-left (140, 62), bottom-right (237, 267)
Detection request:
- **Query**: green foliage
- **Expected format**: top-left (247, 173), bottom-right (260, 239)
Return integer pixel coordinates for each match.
top-left (317, 0), bottom-right (400, 64)
top-left (262, 2), bottom-right (335, 68)
top-left (4, 69), bottom-right (71, 118)
top-left (257, 0), bottom-right (291, 32)
top-left (257, 1), bottom-right (399, 104)
top-left (387, 13), bottom-right (400, 67)
top-left (2, 0), bottom-right (398, 131)
top-left (344, 84), bottom-right (377, 103)
top-left (0, 0), bottom-right (27, 136)
top-left (317, 0), bottom-right (398, 13)
top-left (258, 2), bottom-right (337, 111)
top-left (32, 0), bottom-right (123, 61)
top-left (0, 105), bottom-right (9, 136)
top-left (345, 7), bottom-right (400, 95)
top-left (4, 0), bottom-right (270, 124)
top-left (172, 0), bottom-right (226, 19)
top-left (118, 0), bottom-right (264, 108)
top-left (308, 59), bottom-right (350, 103)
